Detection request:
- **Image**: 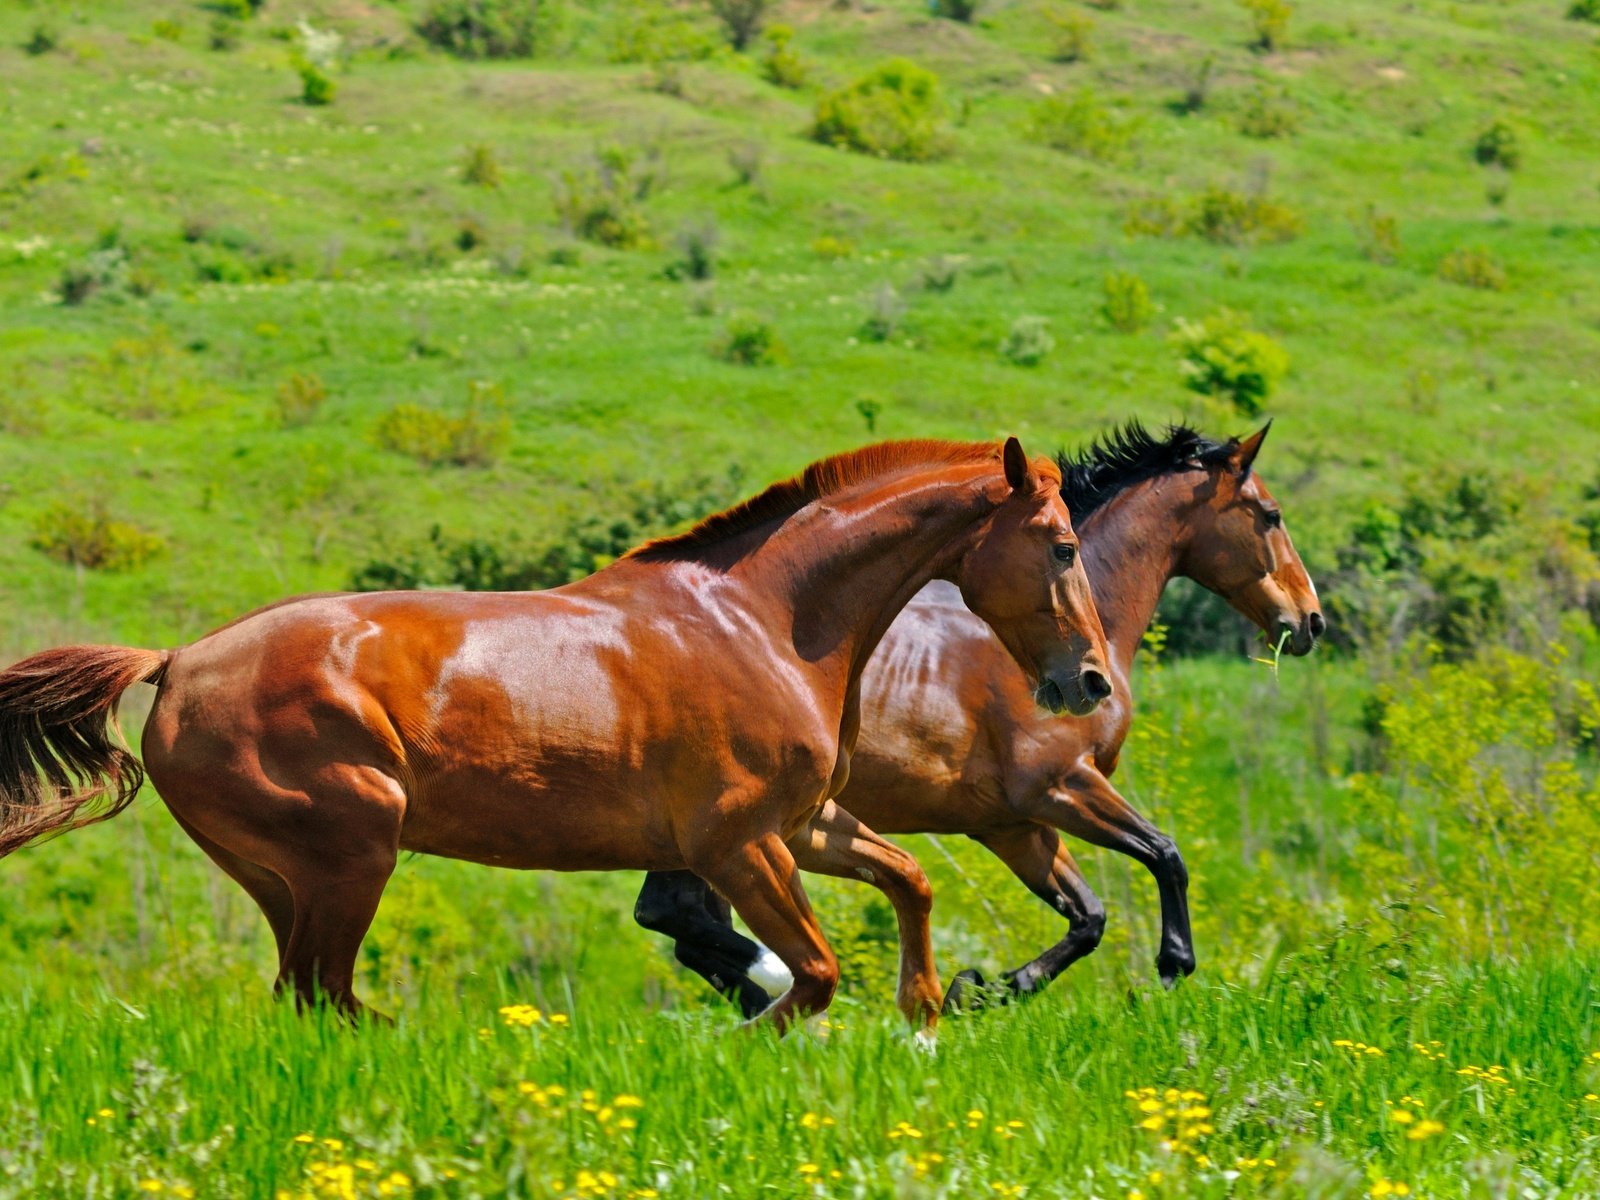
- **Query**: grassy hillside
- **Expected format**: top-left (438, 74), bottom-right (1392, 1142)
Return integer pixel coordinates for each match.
top-left (4, 2), bottom-right (1600, 1197)
top-left (2, 0), bottom-right (1598, 650)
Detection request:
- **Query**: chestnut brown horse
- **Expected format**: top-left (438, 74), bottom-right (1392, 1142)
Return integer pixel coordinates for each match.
top-left (635, 422), bottom-right (1323, 1016)
top-left (0, 438), bottom-right (1111, 1033)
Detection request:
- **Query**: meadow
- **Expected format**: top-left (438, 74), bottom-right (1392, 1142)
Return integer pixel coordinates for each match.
top-left (2, 0), bottom-right (1600, 1196)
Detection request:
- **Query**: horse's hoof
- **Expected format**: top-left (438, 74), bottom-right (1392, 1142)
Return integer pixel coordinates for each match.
top-left (940, 968), bottom-right (989, 1015)
top-left (1157, 947), bottom-right (1197, 989)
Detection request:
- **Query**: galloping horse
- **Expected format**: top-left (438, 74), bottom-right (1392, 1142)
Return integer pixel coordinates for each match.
top-left (635, 423), bottom-right (1322, 1016)
top-left (0, 438), bottom-right (1111, 1032)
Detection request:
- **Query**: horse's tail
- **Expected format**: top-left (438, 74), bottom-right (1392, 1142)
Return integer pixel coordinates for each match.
top-left (0, 644), bottom-right (167, 858)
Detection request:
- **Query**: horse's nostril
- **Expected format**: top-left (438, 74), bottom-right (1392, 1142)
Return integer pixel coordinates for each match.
top-left (1082, 669), bottom-right (1112, 703)
top-left (1308, 611), bottom-right (1326, 640)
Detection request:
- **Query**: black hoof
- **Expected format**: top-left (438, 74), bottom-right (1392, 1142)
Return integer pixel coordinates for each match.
top-left (941, 968), bottom-right (991, 1015)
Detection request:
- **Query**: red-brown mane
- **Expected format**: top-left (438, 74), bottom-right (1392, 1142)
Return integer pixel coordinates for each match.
top-left (630, 438), bottom-right (1061, 561)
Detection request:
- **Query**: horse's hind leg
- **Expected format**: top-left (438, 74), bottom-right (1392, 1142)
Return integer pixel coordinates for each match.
top-left (788, 801), bottom-right (940, 1031)
top-left (168, 809), bottom-right (295, 962)
top-left (633, 871), bottom-right (781, 1019)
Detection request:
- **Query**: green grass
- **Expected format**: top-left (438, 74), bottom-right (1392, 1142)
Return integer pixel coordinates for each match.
top-left (3, 2), bottom-right (1600, 1196)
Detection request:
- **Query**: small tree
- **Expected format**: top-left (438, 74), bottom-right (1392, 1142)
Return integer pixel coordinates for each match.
top-left (710, 0), bottom-right (769, 51)
top-left (1239, 0), bottom-right (1290, 51)
top-left (1171, 309), bottom-right (1288, 416)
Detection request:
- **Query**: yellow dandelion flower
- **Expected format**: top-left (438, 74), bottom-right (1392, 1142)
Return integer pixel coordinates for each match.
top-left (614, 1094), bottom-right (644, 1108)
top-left (138, 1185), bottom-right (165, 1195)
top-left (293, 1133), bottom-right (316, 1144)
top-left (549, 1013), bottom-right (570, 1026)
top-left (798, 1164), bottom-right (819, 1176)
top-left (1406, 1118), bottom-right (1444, 1140)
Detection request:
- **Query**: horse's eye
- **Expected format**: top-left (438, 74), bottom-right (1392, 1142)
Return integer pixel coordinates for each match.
top-left (1264, 509), bottom-right (1283, 529)
top-left (1052, 543), bottom-right (1077, 566)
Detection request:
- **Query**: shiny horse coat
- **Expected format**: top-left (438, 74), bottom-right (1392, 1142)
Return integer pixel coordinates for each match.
top-left (636, 423), bottom-right (1323, 1013)
top-left (0, 437), bottom-right (1110, 1032)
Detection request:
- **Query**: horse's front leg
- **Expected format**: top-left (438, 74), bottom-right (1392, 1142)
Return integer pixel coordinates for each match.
top-left (1025, 766), bottom-right (1196, 986)
top-left (788, 800), bottom-right (940, 1033)
top-left (690, 831), bottom-right (840, 1034)
top-left (943, 824), bottom-right (1106, 1012)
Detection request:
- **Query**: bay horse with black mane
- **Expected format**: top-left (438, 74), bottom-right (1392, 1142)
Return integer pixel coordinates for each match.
top-left (635, 422), bottom-right (1323, 1016)
top-left (0, 437), bottom-right (1110, 1033)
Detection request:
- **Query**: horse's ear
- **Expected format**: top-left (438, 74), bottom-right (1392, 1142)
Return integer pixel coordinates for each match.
top-left (1002, 436), bottom-right (1033, 493)
top-left (1234, 420), bottom-right (1272, 480)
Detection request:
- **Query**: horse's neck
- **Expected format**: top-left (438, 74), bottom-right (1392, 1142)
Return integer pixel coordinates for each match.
top-left (1080, 477), bottom-right (1189, 682)
top-left (748, 469), bottom-right (999, 690)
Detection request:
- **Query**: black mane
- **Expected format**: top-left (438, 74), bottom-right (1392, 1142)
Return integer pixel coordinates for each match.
top-left (1055, 421), bottom-right (1235, 522)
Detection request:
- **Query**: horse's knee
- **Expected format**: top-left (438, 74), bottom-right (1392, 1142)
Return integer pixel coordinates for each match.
top-left (788, 950), bottom-right (840, 1013)
top-left (882, 847), bottom-right (933, 915)
top-left (1080, 899), bottom-right (1108, 952)
top-left (634, 873), bottom-right (699, 934)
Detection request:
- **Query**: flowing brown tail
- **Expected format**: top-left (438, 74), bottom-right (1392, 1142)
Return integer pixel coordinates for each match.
top-left (0, 644), bottom-right (166, 858)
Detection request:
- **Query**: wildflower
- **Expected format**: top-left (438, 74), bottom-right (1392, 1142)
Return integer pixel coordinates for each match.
top-left (549, 1013), bottom-right (571, 1026)
top-left (1390, 1109), bottom-right (1415, 1125)
top-left (1370, 1181), bottom-right (1411, 1197)
top-left (499, 1004), bottom-right (542, 1028)
top-left (138, 1185), bottom-right (165, 1195)
top-left (614, 1094), bottom-right (644, 1108)
top-left (293, 1133), bottom-right (316, 1145)
top-left (887, 1121), bottom-right (922, 1140)
top-left (799, 1163), bottom-right (819, 1176)
top-left (1406, 1119), bottom-right (1444, 1140)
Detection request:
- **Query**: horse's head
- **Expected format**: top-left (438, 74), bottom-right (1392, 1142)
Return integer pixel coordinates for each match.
top-left (955, 437), bottom-right (1112, 716)
top-left (1178, 422), bottom-right (1324, 656)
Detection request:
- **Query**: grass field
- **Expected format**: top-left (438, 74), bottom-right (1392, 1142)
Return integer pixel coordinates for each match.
top-left (3, 0), bottom-right (1600, 1196)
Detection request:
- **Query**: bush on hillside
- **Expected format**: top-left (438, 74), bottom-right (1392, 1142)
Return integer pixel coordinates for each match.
top-left (31, 500), bottom-right (165, 572)
top-left (274, 372), bottom-right (328, 427)
top-left (607, 1), bottom-right (718, 64)
top-left (1100, 270), bottom-right (1153, 332)
top-left (1029, 89), bottom-right (1137, 160)
top-left (710, 0), bottom-right (769, 50)
top-left (1438, 245), bottom-right (1506, 290)
top-left (1354, 205), bottom-right (1400, 264)
top-left (759, 25), bottom-right (807, 89)
top-left (460, 144), bottom-right (502, 188)
top-left (1472, 118), bottom-right (1521, 171)
top-left (1171, 308), bottom-right (1287, 416)
top-left (812, 59), bottom-right (949, 162)
top-left (1327, 472), bottom-right (1600, 658)
top-left (1046, 7), bottom-right (1094, 62)
top-left (930, 0), bottom-right (980, 20)
top-left (1237, 82), bottom-right (1299, 138)
top-left (1000, 315), bottom-right (1054, 366)
top-left (1186, 186), bottom-right (1303, 245)
top-left (374, 382), bottom-right (509, 467)
top-left (417, 0), bottom-right (543, 59)
top-left (859, 284), bottom-right (905, 343)
top-left (350, 468), bottom-right (747, 592)
top-left (713, 313), bottom-right (785, 365)
top-left (1239, 0), bottom-right (1291, 50)
top-left (552, 147), bottom-right (658, 249)
top-left (297, 60), bottom-right (336, 106)
top-left (668, 218), bottom-right (719, 281)
top-left (1572, 0), bottom-right (1600, 21)
top-left (24, 25), bottom-right (57, 55)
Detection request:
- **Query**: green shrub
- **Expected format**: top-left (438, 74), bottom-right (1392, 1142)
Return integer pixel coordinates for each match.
top-left (607, 1), bottom-right (718, 64)
top-left (1175, 53), bottom-right (1216, 114)
top-left (1185, 186), bottom-right (1303, 245)
top-left (1571, 0), bottom-right (1600, 21)
top-left (461, 144), bottom-right (502, 188)
top-left (1046, 7), bottom-right (1094, 62)
top-left (24, 25), bottom-right (57, 56)
top-left (1237, 82), bottom-right (1299, 138)
top-left (931, 0), bottom-right (980, 20)
top-left (1484, 164), bottom-right (1511, 208)
top-left (297, 60), bottom-right (336, 106)
top-left (811, 234), bottom-right (854, 261)
top-left (374, 382), bottom-right (510, 467)
top-left (1123, 196), bottom-right (1183, 238)
top-left (274, 371), bottom-right (328, 427)
top-left (1171, 308), bottom-right (1288, 416)
top-left (1239, 0), bottom-right (1291, 50)
top-left (552, 148), bottom-right (656, 249)
top-left (417, 0), bottom-right (542, 59)
top-left (714, 313), bottom-right (785, 366)
top-left (208, 17), bottom-right (242, 50)
top-left (711, 0), bottom-right (769, 50)
top-left (1354, 205), bottom-right (1400, 264)
top-left (918, 254), bottom-right (960, 292)
top-left (667, 218), bottom-right (719, 281)
top-left (727, 141), bottom-right (766, 191)
top-left (351, 469), bottom-right (746, 592)
top-left (1473, 117), bottom-right (1521, 171)
top-left (1329, 473), bottom-right (1599, 658)
top-left (1438, 245), bottom-right (1507, 290)
top-left (812, 59), bottom-right (949, 162)
top-left (212, 0), bottom-right (263, 17)
top-left (31, 500), bottom-right (164, 572)
top-left (57, 243), bottom-right (129, 306)
top-left (859, 284), bottom-right (905, 343)
top-left (1000, 315), bottom-right (1055, 366)
top-left (1029, 88), bottom-right (1136, 160)
top-left (1100, 270), bottom-right (1154, 333)
top-left (759, 25), bottom-right (807, 88)
top-left (152, 19), bottom-right (184, 42)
